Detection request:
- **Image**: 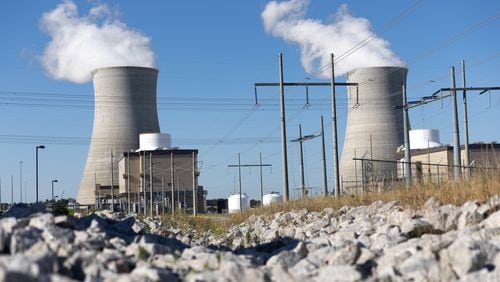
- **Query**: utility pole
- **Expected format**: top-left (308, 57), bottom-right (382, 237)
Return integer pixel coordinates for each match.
top-left (330, 53), bottom-right (341, 198)
top-left (292, 124), bottom-right (322, 198)
top-left (298, 125), bottom-right (306, 197)
top-left (402, 84), bottom-right (412, 188)
top-left (254, 54), bottom-right (357, 200)
top-left (450, 66), bottom-right (462, 180)
top-left (127, 152), bottom-right (131, 213)
top-left (254, 56), bottom-right (358, 198)
top-left (161, 177), bottom-right (165, 215)
top-left (320, 116), bottom-right (328, 196)
top-left (149, 152), bottom-right (153, 217)
top-left (110, 150), bottom-right (114, 212)
top-left (142, 151), bottom-right (147, 216)
top-left (228, 154), bottom-right (272, 211)
top-left (192, 152), bottom-right (197, 216)
top-left (461, 59), bottom-right (470, 178)
top-left (94, 171), bottom-right (98, 209)
top-left (238, 154), bottom-right (242, 212)
top-left (259, 152), bottom-right (264, 205)
top-left (278, 53), bottom-right (290, 202)
top-left (170, 152), bottom-right (175, 216)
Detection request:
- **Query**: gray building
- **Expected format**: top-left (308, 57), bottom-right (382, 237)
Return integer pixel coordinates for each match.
top-left (400, 142), bottom-right (500, 183)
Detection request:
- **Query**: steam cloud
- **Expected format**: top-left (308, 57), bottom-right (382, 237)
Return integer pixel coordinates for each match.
top-left (40, 0), bottom-right (155, 83)
top-left (262, 0), bottom-right (405, 77)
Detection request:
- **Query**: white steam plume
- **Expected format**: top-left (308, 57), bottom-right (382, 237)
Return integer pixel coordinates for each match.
top-left (40, 0), bottom-right (155, 83)
top-left (262, 0), bottom-right (405, 77)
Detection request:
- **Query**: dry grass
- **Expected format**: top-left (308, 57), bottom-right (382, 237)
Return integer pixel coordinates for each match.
top-left (161, 173), bottom-right (500, 234)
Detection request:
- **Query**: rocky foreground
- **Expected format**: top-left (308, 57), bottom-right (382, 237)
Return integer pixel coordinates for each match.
top-left (1, 197), bottom-right (500, 281)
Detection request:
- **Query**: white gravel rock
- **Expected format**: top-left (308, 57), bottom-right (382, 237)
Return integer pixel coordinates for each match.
top-left (313, 265), bottom-right (362, 282)
top-left (2, 195), bottom-right (500, 281)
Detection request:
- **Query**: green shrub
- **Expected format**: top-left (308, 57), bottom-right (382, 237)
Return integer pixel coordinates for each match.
top-left (53, 199), bottom-right (72, 216)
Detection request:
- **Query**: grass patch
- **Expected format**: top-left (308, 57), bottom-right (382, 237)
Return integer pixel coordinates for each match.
top-left (161, 173), bottom-right (500, 235)
top-left (138, 245), bottom-right (150, 261)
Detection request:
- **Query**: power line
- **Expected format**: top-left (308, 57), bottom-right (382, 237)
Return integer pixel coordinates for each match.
top-left (0, 134), bottom-right (281, 146)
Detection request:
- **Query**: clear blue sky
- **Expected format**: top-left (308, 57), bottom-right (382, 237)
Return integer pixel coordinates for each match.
top-left (1, 0), bottom-right (499, 202)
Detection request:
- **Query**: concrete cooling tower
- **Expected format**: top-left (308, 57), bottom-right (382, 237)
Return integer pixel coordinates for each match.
top-left (77, 66), bottom-right (160, 205)
top-left (340, 67), bottom-right (407, 192)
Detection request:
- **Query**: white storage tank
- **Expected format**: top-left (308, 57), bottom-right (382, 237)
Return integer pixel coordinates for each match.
top-left (228, 193), bottom-right (250, 213)
top-left (409, 129), bottom-right (442, 150)
top-left (263, 192), bottom-right (283, 206)
top-left (139, 133), bottom-right (171, 150)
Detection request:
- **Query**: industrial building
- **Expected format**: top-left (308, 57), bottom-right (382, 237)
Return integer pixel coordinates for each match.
top-left (400, 142), bottom-right (500, 183)
top-left (114, 147), bottom-right (206, 214)
top-left (349, 127), bottom-right (499, 189)
top-left (340, 66), bottom-right (408, 192)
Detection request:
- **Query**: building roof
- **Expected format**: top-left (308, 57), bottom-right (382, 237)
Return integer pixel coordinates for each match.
top-left (118, 148), bottom-right (198, 161)
top-left (397, 142), bottom-right (500, 158)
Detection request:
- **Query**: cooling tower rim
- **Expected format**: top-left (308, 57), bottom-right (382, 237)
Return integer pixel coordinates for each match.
top-left (346, 66), bottom-right (408, 76)
top-left (91, 66), bottom-right (159, 76)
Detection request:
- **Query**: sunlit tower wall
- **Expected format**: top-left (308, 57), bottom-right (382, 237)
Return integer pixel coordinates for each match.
top-left (77, 66), bottom-right (160, 205)
top-left (340, 67), bottom-right (408, 192)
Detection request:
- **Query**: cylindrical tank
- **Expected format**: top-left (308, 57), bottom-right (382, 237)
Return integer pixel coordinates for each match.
top-left (77, 66), bottom-right (160, 205)
top-left (340, 67), bottom-right (408, 192)
top-left (228, 193), bottom-right (250, 213)
top-left (409, 129), bottom-right (442, 150)
top-left (263, 192), bottom-right (283, 206)
top-left (139, 133), bottom-right (171, 150)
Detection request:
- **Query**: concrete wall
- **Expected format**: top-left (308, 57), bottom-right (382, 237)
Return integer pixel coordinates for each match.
top-left (77, 67), bottom-right (160, 205)
top-left (340, 67), bottom-right (408, 192)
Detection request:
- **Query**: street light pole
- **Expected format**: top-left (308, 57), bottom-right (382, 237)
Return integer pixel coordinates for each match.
top-left (51, 179), bottom-right (58, 202)
top-left (19, 161), bottom-right (23, 203)
top-left (11, 175), bottom-right (13, 206)
top-left (35, 145), bottom-right (45, 203)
